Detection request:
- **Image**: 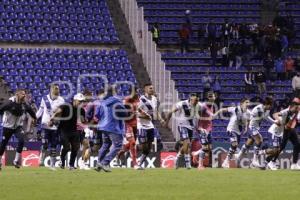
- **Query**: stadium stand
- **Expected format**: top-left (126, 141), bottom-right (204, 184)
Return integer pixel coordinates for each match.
top-left (0, 0), bottom-right (119, 43)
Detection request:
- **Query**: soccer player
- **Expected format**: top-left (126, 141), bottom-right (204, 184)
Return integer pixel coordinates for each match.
top-left (268, 99), bottom-right (300, 170)
top-left (116, 87), bottom-right (140, 169)
top-left (137, 84), bottom-right (165, 169)
top-left (195, 92), bottom-right (216, 170)
top-left (0, 89), bottom-right (37, 170)
top-left (95, 86), bottom-right (128, 172)
top-left (164, 93), bottom-right (199, 169)
top-left (236, 96), bottom-right (278, 169)
top-left (258, 113), bottom-right (284, 170)
top-left (50, 93), bottom-right (86, 170)
top-left (77, 89), bottom-right (94, 170)
top-left (213, 98), bottom-right (251, 168)
top-left (36, 84), bottom-right (65, 169)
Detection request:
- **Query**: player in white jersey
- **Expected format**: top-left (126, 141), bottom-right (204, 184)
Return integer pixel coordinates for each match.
top-left (258, 113), bottom-right (284, 170)
top-left (36, 84), bottom-right (65, 170)
top-left (236, 96), bottom-right (279, 169)
top-left (213, 98), bottom-right (251, 168)
top-left (137, 84), bottom-right (164, 169)
top-left (164, 93), bottom-right (199, 169)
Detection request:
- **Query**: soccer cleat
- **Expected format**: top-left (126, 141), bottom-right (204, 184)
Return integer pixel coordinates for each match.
top-left (101, 165), bottom-right (112, 172)
top-left (58, 161), bottom-right (65, 169)
top-left (69, 166), bottom-right (76, 171)
top-left (95, 163), bottom-right (103, 172)
top-left (290, 163), bottom-right (300, 170)
top-left (134, 165), bottom-right (144, 170)
top-left (0, 163), bottom-right (2, 171)
top-left (81, 164), bottom-right (91, 170)
top-left (49, 166), bottom-right (57, 171)
top-left (13, 160), bottom-right (21, 169)
top-left (222, 159), bottom-right (230, 169)
top-left (250, 160), bottom-right (265, 170)
top-left (267, 162), bottom-right (278, 171)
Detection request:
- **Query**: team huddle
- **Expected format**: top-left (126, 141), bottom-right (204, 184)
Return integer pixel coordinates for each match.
top-left (0, 83), bottom-right (300, 171)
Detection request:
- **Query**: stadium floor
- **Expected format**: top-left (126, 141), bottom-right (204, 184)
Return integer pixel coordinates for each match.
top-left (0, 167), bottom-right (300, 200)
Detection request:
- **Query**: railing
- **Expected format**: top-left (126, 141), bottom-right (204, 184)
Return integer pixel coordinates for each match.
top-left (119, 0), bottom-right (180, 140)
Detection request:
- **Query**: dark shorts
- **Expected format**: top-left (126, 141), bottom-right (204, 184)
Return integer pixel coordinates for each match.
top-left (138, 128), bottom-right (155, 144)
top-left (41, 129), bottom-right (59, 148)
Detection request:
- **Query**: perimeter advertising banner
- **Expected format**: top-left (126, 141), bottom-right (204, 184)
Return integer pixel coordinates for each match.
top-left (2, 142), bottom-right (296, 169)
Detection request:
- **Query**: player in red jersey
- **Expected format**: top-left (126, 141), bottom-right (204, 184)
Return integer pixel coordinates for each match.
top-left (193, 92), bottom-right (216, 170)
top-left (116, 88), bottom-right (140, 169)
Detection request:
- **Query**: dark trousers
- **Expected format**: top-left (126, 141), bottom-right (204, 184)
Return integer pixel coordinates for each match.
top-left (275, 129), bottom-right (300, 164)
top-left (180, 38), bottom-right (189, 53)
top-left (0, 127), bottom-right (24, 155)
top-left (294, 89), bottom-right (300, 98)
top-left (60, 130), bottom-right (80, 167)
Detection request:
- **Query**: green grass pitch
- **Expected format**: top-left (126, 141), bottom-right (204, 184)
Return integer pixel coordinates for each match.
top-left (0, 167), bottom-right (300, 200)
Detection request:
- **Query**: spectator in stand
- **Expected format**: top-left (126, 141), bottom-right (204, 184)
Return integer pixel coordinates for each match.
top-left (235, 41), bottom-right (242, 69)
top-left (271, 35), bottom-right (282, 59)
top-left (284, 55), bottom-right (295, 79)
top-left (222, 19), bottom-right (231, 46)
top-left (202, 70), bottom-right (213, 97)
top-left (198, 24), bottom-right (206, 50)
top-left (263, 53), bottom-right (274, 80)
top-left (221, 44), bottom-right (229, 67)
top-left (230, 22), bottom-right (239, 40)
top-left (179, 23), bottom-right (191, 53)
top-left (206, 19), bottom-right (217, 46)
top-left (185, 10), bottom-right (192, 34)
top-left (244, 67), bottom-right (254, 94)
top-left (213, 76), bottom-right (221, 97)
top-left (281, 33), bottom-right (289, 57)
top-left (151, 23), bottom-right (160, 45)
top-left (275, 57), bottom-right (285, 80)
top-left (239, 23), bottom-right (248, 39)
top-left (255, 69), bottom-right (267, 97)
top-left (249, 23), bottom-right (259, 54)
top-left (228, 43), bottom-right (236, 68)
top-left (292, 71), bottom-right (300, 98)
top-left (210, 42), bottom-right (218, 66)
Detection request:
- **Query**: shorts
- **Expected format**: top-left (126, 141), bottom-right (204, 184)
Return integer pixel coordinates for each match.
top-left (227, 131), bottom-right (241, 144)
top-left (248, 127), bottom-right (261, 138)
top-left (138, 128), bottom-right (155, 144)
top-left (199, 129), bottom-right (212, 145)
top-left (41, 129), bottom-right (59, 148)
top-left (270, 133), bottom-right (282, 148)
top-left (178, 126), bottom-right (193, 141)
top-left (125, 125), bottom-right (137, 140)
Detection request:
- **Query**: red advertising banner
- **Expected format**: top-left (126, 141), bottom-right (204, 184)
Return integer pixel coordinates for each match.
top-left (160, 152), bottom-right (176, 168)
top-left (21, 151), bottom-right (40, 167)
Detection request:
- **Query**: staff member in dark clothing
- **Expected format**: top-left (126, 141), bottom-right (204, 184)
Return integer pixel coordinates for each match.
top-left (50, 93), bottom-right (86, 170)
top-left (0, 89), bottom-right (37, 170)
top-left (272, 98), bottom-right (300, 170)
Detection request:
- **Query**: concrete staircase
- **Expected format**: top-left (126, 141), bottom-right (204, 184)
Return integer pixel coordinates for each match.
top-left (107, 0), bottom-right (175, 143)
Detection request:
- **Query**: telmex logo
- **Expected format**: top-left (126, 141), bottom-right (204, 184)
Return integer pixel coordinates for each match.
top-left (160, 153), bottom-right (176, 168)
